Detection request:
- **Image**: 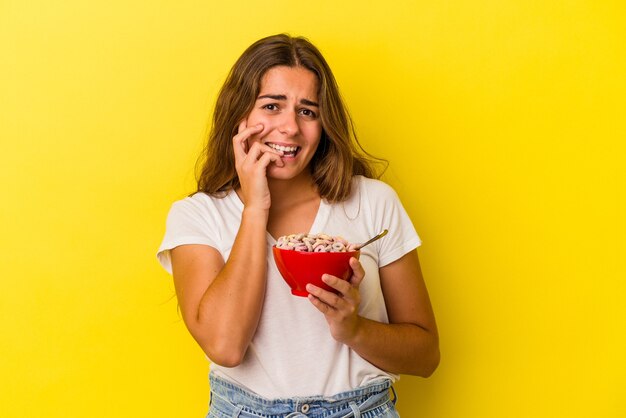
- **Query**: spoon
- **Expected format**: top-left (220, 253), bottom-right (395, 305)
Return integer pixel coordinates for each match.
top-left (354, 229), bottom-right (388, 250)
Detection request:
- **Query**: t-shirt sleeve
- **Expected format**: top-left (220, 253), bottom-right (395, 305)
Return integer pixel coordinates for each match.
top-left (364, 179), bottom-right (422, 267)
top-left (156, 196), bottom-right (221, 274)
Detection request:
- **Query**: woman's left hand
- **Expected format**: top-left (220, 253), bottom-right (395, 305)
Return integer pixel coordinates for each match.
top-left (306, 257), bottom-right (365, 344)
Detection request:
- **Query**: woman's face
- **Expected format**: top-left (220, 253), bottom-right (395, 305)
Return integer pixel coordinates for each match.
top-left (245, 65), bottom-right (323, 181)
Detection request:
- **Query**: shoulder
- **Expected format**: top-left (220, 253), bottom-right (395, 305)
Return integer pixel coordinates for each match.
top-left (167, 191), bottom-right (237, 223)
top-left (168, 193), bottom-right (208, 219)
top-left (171, 191), bottom-right (232, 212)
top-left (352, 176), bottom-right (400, 202)
top-left (333, 176), bottom-right (404, 220)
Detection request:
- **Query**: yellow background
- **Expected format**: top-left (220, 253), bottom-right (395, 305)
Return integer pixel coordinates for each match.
top-left (1, 1), bottom-right (624, 417)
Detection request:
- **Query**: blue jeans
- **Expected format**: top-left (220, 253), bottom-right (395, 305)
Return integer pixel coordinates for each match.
top-left (207, 372), bottom-right (400, 418)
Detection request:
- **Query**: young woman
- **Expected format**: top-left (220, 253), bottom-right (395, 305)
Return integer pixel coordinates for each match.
top-left (158, 34), bottom-right (439, 417)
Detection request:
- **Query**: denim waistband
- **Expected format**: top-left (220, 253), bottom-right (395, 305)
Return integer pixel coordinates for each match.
top-left (208, 372), bottom-right (397, 418)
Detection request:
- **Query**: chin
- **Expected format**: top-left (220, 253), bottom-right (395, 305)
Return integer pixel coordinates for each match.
top-left (267, 165), bottom-right (307, 181)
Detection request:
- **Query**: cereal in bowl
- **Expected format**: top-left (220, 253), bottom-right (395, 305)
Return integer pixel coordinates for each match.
top-left (275, 233), bottom-right (358, 253)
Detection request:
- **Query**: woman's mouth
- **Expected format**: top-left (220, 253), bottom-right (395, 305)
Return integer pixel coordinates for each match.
top-left (267, 142), bottom-right (300, 157)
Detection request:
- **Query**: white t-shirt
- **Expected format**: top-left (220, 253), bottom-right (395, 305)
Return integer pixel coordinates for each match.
top-left (157, 176), bottom-right (421, 398)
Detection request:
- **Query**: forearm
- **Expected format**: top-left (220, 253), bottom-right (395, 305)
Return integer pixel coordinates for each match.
top-left (306, 252), bottom-right (440, 376)
top-left (347, 318), bottom-right (440, 377)
top-left (189, 207), bottom-right (269, 365)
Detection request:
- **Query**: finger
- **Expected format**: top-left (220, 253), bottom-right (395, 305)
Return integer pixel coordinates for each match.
top-left (306, 283), bottom-right (342, 308)
top-left (307, 293), bottom-right (332, 314)
top-left (322, 274), bottom-right (361, 309)
top-left (234, 123), bottom-right (263, 153)
top-left (321, 274), bottom-right (352, 295)
top-left (256, 148), bottom-right (285, 168)
top-left (348, 257), bottom-right (365, 288)
top-left (244, 141), bottom-right (284, 163)
top-left (236, 119), bottom-right (265, 137)
top-left (233, 123), bottom-right (264, 159)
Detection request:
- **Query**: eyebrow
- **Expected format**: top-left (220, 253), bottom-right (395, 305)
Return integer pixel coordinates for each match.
top-left (257, 94), bottom-right (319, 107)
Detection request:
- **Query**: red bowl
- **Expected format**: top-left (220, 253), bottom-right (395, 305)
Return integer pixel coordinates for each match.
top-left (272, 246), bottom-right (360, 297)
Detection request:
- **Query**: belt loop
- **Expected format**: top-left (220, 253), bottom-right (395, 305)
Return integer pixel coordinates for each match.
top-left (390, 385), bottom-right (398, 405)
top-left (349, 401), bottom-right (361, 418)
top-left (232, 404), bottom-right (243, 418)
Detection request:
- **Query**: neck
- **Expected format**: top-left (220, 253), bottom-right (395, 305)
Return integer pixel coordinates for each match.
top-left (268, 173), bottom-right (318, 206)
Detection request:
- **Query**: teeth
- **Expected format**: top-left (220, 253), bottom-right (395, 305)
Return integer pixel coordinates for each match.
top-left (267, 143), bottom-right (298, 152)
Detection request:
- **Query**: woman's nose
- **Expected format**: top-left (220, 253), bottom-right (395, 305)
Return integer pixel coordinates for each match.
top-left (277, 111), bottom-right (299, 136)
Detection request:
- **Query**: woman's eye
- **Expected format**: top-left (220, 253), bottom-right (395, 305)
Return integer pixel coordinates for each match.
top-left (299, 108), bottom-right (317, 118)
top-left (263, 104), bottom-right (279, 111)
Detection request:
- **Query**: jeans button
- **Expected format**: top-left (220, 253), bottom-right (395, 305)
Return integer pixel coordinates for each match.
top-left (301, 403), bottom-right (310, 413)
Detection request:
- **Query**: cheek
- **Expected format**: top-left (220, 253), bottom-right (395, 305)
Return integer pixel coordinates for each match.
top-left (245, 113), bottom-right (271, 140)
top-left (245, 111), bottom-right (262, 126)
top-left (305, 124), bottom-right (323, 145)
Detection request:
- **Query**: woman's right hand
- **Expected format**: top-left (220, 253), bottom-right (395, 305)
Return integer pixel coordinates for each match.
top-left (172, 121), bottom-right (284, 367)
top-left (233, 120), bottom-right (284, 212)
